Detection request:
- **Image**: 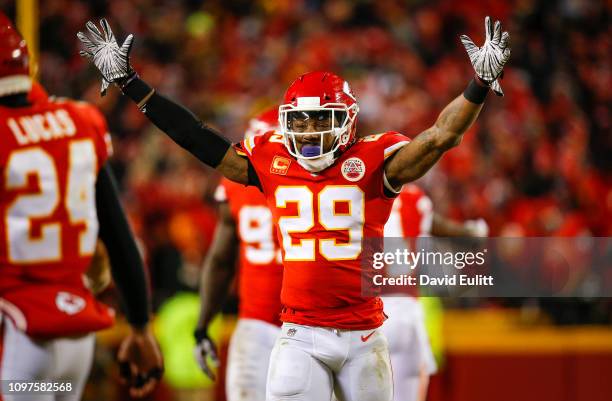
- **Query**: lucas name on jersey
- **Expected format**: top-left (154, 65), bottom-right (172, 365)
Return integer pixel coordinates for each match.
top-left (7, 109), bottom-right (77, 146)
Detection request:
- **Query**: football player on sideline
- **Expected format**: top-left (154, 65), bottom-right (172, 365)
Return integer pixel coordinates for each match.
top-left (194, 108), bottom-right (284, 401)
top-left (78, 16), bottom-right (510, 401)
top-left (0, 14), bottom-right (162, 400)
top-left (382, 184), bottom-right (488, 401)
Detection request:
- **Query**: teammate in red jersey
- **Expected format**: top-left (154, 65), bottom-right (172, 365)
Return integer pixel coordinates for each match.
top-left (0, 14), bottom-right (162, 399)
top-left (383, 184), bottom-right (487, 401)
top-left (79, 16), bottom-right (510, 400)
top-left (194, 108), bottom-right (284, 401)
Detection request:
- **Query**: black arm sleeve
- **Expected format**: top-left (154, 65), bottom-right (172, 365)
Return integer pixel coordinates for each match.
top-left (247, 159), bottom-right (262, 191)
top-left (122, 77), bottom-right (230, 167)
top-left (96, 163), bottom-right (150, 328)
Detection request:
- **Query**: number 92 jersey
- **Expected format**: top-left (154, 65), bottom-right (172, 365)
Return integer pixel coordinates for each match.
top-left (237, 131), bottom-right (410, 330)
top-left (215, 177), bottom-right (284, 326)
top-left (0, 91), bottom-right (114, 337)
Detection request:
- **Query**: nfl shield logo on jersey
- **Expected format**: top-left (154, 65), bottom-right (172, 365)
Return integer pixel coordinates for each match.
top-left (341, 157), bottom-right (365, 182)
top-left (55, 291), bottom-right (86, 315)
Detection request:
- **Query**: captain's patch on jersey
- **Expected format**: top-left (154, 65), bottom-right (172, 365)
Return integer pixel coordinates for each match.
top-left (341, 157), bottom-right (366, 182)
top-left (270, 155), bottom-right (292, 175)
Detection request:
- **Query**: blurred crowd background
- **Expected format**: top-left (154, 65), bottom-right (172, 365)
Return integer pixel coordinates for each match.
top-left (17, 0), bottom-right (610, 303)
top-left (2, 0), bottom-right (610, 400)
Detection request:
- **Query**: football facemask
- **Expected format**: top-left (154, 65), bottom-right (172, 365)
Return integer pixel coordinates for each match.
top-left (279, 103), bottom-right (357, 161)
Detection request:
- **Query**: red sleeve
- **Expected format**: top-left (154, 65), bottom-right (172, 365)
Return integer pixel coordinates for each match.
top-left (380, 131), bottom-right (411, 161)
top-left (399, 185), bottom-right (434, 237)
top-left (71, 102), bottom-right (113, 170)
top-left (360, 131), bottom-right (411, 198)
top-left (233, 131), bottom-right (282, 194)
top-left (234, 130), bottom-right (276, 158)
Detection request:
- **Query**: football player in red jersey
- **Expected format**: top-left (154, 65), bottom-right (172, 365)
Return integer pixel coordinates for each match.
top-left (194, 107), bottom-right (284, 401)
top-left (79, 16), bottom-right (510, 401)
top-left (382, 184), bottom-right (487, 401)
top-left (0, 14), bottom-right (162, 400)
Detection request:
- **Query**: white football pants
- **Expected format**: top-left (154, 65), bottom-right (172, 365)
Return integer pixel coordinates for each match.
top-left (266, 322), bottom-right (393, 401)
top-left (226, 318), bottom-right (281, 401)
top-left (380, 297), bottom-right (437, 401)
top-left (1, 317), bottom-right (95, 401)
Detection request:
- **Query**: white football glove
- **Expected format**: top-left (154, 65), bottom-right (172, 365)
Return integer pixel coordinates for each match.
top-left (77, 19), bottom-right (134, 96)
top-left (461, 16), bottom-right (511, 96)
top-left (464, 218), bottom-right (489, 238)
top-left (193, 329), bottom-right (219, 380)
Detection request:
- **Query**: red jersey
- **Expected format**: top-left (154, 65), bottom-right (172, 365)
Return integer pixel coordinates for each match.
top-left (384, 184), bottom-right (433, 239)
top-left (0, 90), bottom-right (115, 338)
top-left (215, 177), bottom-right (283, 326)
top-left (237, 131), bottom-right (410, 329)
top-left (383, 184), bottom-right (433, 297)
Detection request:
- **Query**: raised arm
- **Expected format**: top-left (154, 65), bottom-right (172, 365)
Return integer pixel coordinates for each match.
top-left (385, 16), bottom-right (510, 188)
top-left (120, 77), bottom-right (250, 183)
top-left (385, 93), bottom-right (484, 187)
top-left (77, 19), bottom-right (250, 184)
